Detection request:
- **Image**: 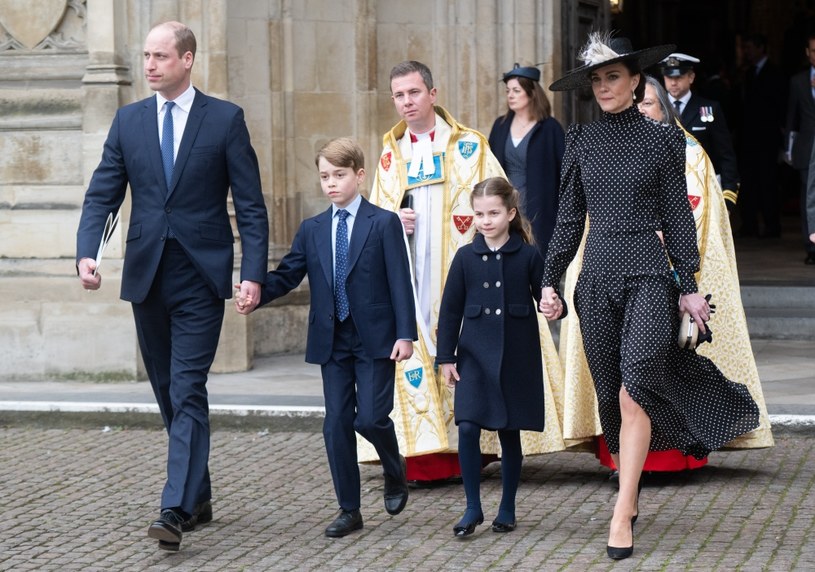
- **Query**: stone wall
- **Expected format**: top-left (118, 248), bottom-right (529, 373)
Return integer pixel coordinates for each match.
top-left (0, 0), bottom-right (564, 379)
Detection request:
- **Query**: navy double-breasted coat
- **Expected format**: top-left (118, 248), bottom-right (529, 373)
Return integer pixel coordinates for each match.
top-left (436, 232), bottom-right (545, 431)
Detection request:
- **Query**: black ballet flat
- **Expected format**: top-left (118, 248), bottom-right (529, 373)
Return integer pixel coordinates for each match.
top-left (453, 514), bottom-right (484, 537)
top-left (491, 519), bottom-right (516, 533)
top-left (606, 517), bottom-right (635, 560)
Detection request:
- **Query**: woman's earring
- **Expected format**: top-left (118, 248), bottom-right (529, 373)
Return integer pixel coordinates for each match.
top-left (632, 90), bottom-right (637, 101)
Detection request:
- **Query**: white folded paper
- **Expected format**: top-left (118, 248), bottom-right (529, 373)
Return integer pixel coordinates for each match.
top-left (93, 211), bottom-right (120, 276)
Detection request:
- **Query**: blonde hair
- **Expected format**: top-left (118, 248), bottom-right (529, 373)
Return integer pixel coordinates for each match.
top-left (315, 137), bottom-right (365, 172)
top-left (471, 177), bottom-right (534, 245)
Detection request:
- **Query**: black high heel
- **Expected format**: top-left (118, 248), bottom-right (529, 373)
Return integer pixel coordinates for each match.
top-left (453, 512), bottom-right (484, 537)
top-left (606, 517), bottom-right (635, 560)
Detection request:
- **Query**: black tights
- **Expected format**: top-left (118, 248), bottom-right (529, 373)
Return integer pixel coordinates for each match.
top-left (457, 421), bottom-right (523, 524)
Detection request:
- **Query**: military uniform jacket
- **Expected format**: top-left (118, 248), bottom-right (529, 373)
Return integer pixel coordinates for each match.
top-left (680, 93), bottom-right (740, 203)
top-left (436, 232), bottom-right (545, 431)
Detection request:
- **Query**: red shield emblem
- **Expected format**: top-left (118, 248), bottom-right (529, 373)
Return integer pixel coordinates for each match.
top-left (453, 215), bottom-right (473, 234)
top-left (380, 152), bottom-right (392, 172)
top-left (687, 195), bottom-right (701, 211)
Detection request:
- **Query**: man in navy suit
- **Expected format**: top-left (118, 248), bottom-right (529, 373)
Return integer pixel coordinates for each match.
top-left (785, 32), bottom-right (815, 264)
top-left (76, 22), bottom-right (268, 550)
top-left (240, 138), bottom-right (416, 538)
top-left (661, 53), bottom-right (740, 208)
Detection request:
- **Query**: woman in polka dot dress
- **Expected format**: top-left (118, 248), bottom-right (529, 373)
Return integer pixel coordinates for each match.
top-left (540, 33), bottom-right (760, 560)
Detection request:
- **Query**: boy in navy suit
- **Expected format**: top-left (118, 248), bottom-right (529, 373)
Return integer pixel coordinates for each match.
top-left (238, 138), bottom-right (417, 537)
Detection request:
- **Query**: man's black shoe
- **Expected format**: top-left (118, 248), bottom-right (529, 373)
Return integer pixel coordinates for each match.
top-left (324, 509), bottom-right (363, 538)
top-left (148, 509), bottom-right (184, 546)
top-left (384, 455), bottom-right (409, 515)
top-left (181, 500), bottom-right (213, 532)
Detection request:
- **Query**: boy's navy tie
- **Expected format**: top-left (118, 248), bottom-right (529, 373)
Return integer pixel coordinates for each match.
top-left (335, 209), bottom-right (350, 321)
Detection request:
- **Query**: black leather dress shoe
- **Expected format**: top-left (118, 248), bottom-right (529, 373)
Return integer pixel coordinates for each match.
top-left (325, 510), bottom-right (363, 538)
top-left (181, 500), bottom-right (213, 532)
top-left (148, 509), bottom-right (184, 549)
top-left (384, 455), bottom-right (409, 515)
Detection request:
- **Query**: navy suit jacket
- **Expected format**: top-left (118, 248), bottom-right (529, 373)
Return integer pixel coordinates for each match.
top-left (76, 89), bottom-right (269, 302)
top-left (786, 69), bottom-right (815, 171)
top-left (260, 197), bottom-right (418, 365)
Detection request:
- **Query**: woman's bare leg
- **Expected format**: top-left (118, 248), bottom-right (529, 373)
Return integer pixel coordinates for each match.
top-left (608, 385), bottom-right (651, 548)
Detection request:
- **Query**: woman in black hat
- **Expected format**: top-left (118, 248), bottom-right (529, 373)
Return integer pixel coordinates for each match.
top-left (488, 64), bottom-right (565, 257)
top-left (540, 33), bottom-right (760, 560)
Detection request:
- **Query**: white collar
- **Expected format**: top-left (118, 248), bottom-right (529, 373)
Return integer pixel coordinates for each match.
top-left (155, 83), bottom-right (196, 114)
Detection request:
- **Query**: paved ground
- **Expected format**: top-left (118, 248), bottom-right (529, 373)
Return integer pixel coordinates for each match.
top-left (0, 425), bottom-right (812, 571)
top-left (0, 219), bottom-right (811, 571)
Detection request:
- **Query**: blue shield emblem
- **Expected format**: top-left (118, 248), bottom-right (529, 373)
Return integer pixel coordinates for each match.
top-left (458, 140), bottom-right (477, 160)
top-left (404, 367), bottom-right (423, 389)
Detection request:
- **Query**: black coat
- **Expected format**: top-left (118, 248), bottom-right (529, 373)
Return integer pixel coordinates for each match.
top-left (786, 69), bottom-right (815, 171)
top-left (488, 114), bottom-right (565, 258)
top-left (436, 232), bottom-right (544, 431)
top-left (679, 93), bottom-right (740, 196)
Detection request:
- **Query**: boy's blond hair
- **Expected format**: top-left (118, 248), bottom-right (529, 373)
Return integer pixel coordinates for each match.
top-left (315, 137), bottom-right (365, 172)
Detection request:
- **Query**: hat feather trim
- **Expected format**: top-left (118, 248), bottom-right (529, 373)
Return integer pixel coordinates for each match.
top-left (579, 32), bottom-right (620, 67)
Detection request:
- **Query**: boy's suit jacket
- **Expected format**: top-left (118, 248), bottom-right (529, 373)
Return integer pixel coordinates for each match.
top-left (261, 196), bottom-right (417, 364)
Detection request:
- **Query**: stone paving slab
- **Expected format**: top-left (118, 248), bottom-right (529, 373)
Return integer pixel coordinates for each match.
top-left (0, 427), bottom-right (812, 571)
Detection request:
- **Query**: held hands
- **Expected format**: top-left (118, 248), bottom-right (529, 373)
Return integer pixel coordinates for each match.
top-left (441, 363), bottom-right (460, 389)
top-left (399, 208), bottom-right (416, 235)
top-left (390, 340), bottom-right (414, 362)
top-left (78, 257), bottom-right (102, 291)
top-left (539, 287), bottom-right (563, 320)
top-left (234, 280), bottom-right (261, 315)
top-left (679, 292), bottom-right (712, 334)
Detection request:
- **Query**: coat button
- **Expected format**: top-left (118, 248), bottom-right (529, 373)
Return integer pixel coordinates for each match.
top-left (495, 281), bottom-right (501, 287)
top-left (484, 308), bottom-right (491, 315)
top-left (482, 254), bottom-right (488, 261)
top-left (483, 282), bottom-right (489, 288)
top-left (496, 309), bottom-right (502, 315)
top-left (496, 253), bottom-right (502, 260)
top-left (165, 207), bottom-right (171, 213)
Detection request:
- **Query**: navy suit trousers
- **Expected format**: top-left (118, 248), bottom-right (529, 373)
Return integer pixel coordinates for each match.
top-left (132, 240), bottom-right (224, 515)
top-left (320, 318), bottom-right (401, 511)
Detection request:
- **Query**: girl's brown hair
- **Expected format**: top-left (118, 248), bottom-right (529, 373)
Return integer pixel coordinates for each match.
top-left (470, 177), bottom-right (534, 245)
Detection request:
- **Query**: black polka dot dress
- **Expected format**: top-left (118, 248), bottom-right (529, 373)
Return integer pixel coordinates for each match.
top-left (541, 105), bottom-right (759, 458)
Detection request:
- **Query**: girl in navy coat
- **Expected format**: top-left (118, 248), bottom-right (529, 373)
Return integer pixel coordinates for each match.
top-left (436, 177), bottom-right (548, 538)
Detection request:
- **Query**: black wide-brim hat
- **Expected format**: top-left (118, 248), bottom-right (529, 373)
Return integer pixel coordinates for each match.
top-left (549, 33), bottom-right (675, 92)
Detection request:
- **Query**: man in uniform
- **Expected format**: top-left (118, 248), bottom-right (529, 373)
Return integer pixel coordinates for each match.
top-left (365, 61), bottom-right (506, 483)
top-left (661, 53), bottom-right (740, 209)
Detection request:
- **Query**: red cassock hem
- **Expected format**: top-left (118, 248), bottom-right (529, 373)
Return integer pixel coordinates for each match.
top-left (405, 453), bottom-right (499, 481)
top-left (595, 435), bottom-right (708, 472)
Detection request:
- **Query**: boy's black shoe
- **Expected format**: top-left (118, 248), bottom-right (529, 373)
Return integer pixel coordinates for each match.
top-left (325, 509), bottom-right (363, 538)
